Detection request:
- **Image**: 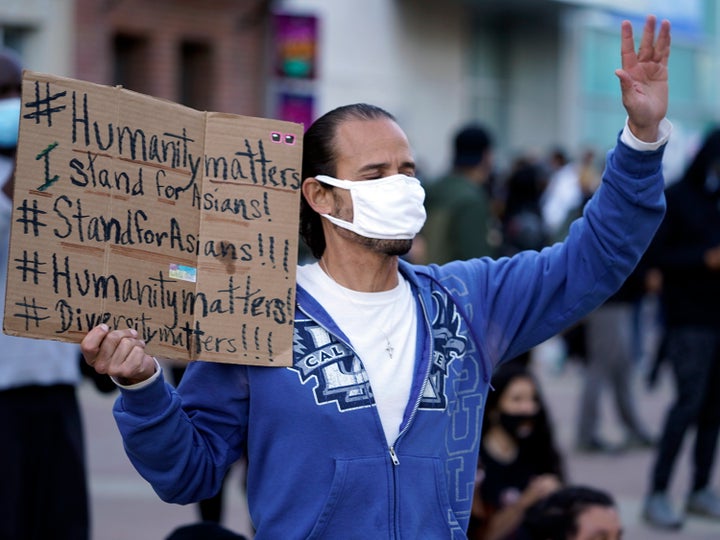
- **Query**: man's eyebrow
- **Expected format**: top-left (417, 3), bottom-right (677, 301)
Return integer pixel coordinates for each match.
top-left (357, 163), bottom-right (387, 174)
top-left (357, 160), bottom-right (416, 173)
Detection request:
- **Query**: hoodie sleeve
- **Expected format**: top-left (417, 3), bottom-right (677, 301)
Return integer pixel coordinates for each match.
top-left (112, 360), bottom-right (249, 503)
top-left (437, 133), bottom-right (667, 366)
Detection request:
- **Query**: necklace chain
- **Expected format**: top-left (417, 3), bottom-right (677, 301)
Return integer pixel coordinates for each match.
top-left (319, 258), bottom-right (395, 359)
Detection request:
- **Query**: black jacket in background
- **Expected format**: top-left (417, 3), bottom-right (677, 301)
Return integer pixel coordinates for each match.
top-left (645, 128), bottom-right (720, 329)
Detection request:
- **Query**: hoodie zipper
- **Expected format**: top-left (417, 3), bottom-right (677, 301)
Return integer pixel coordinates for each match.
top-left (386, 290), bottom-right (434, 466)
top-left (387, 291), bottom-right (436, 539)
top-left (389, 446), bottom-right (400, 465)
top-left (299, 293), bottom-right (435, 537)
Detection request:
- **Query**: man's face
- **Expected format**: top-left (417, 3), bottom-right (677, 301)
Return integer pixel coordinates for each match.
top-left (333, 117), bottom-right (415, 181)
top-left (327, 117), bottom-right (416, 255)
top-left (573, 505), bottom-right (622, 540)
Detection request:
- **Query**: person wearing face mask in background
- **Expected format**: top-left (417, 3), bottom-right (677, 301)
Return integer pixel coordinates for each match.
top-left (80, 17), bottom-right (670, 539)
top-left (468, 363), bottom-right (565, 540)
top-left (641, 127), bottom-right (720, 529)
top-left (0, 48), bottom-right (90, 539)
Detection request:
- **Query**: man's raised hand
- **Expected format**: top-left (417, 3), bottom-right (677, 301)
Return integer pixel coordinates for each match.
top-left (616, 15), bottom-right (671, 142)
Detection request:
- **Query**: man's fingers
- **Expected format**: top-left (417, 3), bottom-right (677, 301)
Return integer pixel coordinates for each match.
top-left (619, 20), bottom-right (636, 69)
top-left (110, 343), bottom-right (152, 381)
top-left (80, 324), bottom-right (155, 384)
top-left (654, 19), bottom-right (671, 65)
top-left (637, 14), bottom-right (657, 62)
top-left (621, 16), bottom-right (671, 69)
top-left (80, 323), bottom-right (110, 364)
top-left (111, 330), bottom-right (144, 361)
top-left (614, 69), bottom-right (633, 93)
top-left (89, 327), bottom-right (141, 373)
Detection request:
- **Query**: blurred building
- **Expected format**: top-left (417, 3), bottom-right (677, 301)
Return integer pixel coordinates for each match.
top-left (0, 0), bottom-right (74, 76)
top-left (1, 0), bottom-right (718, 178)
top-left (275, 0), bottom-right (720, 179)
top-left (73, 0), bottom-right (271, 116)
top-left (0, 0), bottom-right (271, 116)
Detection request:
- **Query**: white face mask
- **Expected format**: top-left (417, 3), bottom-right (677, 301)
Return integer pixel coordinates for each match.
top-left (316, 173), bottom-right (426, 240)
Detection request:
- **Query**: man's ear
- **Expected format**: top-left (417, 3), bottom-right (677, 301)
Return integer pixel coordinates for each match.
top-left (302, 177), bottom-right (333, 214)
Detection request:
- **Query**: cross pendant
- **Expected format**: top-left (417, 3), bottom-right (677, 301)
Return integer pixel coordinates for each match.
top-left (385, 339), bottom-right (394, 359)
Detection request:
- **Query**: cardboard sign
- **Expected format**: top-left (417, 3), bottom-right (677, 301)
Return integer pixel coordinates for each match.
top-left (2, 71), bottom-right (303, 366)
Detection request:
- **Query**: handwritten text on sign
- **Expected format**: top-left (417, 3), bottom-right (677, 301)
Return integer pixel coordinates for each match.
top-left (2, 72), bottom-right (303, 366)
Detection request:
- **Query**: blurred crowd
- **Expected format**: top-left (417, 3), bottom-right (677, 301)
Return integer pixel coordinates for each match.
top-left (419, 120), bottom-right (720, 537)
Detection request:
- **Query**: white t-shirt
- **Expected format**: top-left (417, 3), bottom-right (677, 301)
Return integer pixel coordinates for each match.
top-left (296, 262), bottom-right (417, 445)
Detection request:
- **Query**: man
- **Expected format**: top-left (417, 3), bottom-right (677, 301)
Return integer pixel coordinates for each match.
top-left (82, 16), bottom-right (670, 539)
top-left (642, 127), bottom-right (720, 529)
top-left (423, 122), bottom-right (498, 263)
top-left (518, 485), bottom-right (622, 540)
top-left (0, 48), bottom-right (89, 539)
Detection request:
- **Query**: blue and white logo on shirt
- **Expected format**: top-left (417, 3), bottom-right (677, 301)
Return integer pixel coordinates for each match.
top-left (290, 289), bottom-right (470, 413)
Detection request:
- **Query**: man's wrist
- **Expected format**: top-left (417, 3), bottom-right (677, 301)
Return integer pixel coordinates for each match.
top-left (621, 118), bottom-right (672, 151)
top-left (627, 121), bottom-right (658, 143)
top-left (112, 357), bottom-right (162, 390)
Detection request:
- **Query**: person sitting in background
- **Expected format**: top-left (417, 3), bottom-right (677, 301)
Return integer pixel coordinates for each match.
top-left (518, 485), bottom-right (622, 540)
top-left (468, 363), bottom-right (565, 540)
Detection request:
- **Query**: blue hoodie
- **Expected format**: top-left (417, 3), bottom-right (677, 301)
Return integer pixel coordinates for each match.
top-left (113, 137), bottom-right (666, 539)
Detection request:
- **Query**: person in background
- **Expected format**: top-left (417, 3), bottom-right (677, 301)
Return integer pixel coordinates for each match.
top-left (497, 158), bottom-right (552, 367)
top-left (423, 122), bottom-right (500, 263)
top-left (0, 47), bottom-right (90, 540)
top-left (540, 147), bottom-right (581, 242)
top-left (518, 485), bottom-right (622, 540)
top-left (80, 17), bottom-right (670, 539)
top-left (577, 148), bottom-right (602, 202)
top-left (642, 127), bottom-right (720, 529)
top-left (575, 261), bottom-right (656, 454)
top-left (547, 149), bottom-right (602, 376)
top-left (499, 157), bottom-right (549, 258)
top-left (468, 363), bottom-right (565, 540)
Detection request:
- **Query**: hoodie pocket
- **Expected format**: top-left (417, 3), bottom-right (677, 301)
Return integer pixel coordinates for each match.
top-left (306, 456), bottom-right (389, 539)
top-left (396, 455), bottom-right (464, 538)
top-left (306, 455), bottom-right (460, 539)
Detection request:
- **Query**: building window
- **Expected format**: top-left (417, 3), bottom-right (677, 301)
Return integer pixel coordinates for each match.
top-left (113, 34), bottom-right (149, 94)
top-left (180, 41), bottom-right (212, 110)
top-left (0, 26), bottom-right (30, 57)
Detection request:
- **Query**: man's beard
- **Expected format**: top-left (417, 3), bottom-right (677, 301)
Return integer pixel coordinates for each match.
top-left (358, 235), bottom-right (412, 256)
top-left (348, 231), bottom-right (413, 256)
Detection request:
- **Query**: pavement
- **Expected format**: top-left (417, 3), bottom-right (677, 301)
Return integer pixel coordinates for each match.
top-left (81, 336), bottom-right (720, 539)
